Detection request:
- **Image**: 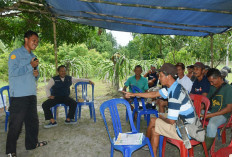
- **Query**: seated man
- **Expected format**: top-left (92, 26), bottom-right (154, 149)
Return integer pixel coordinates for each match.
top-left (204, 68), bottom-right (232, 150)
top-left (190, 62), bottom-right (210, 97)
top-left (144, 65), bottom-right (159, 88)
top-left (42, 65), bottom-right (94, 128)
top-left (124, 63), bottom-right (196, 157)
top-left (176, 63), bottom-right (193, 93)
top-left (123, 65), bottom-right (148, 115)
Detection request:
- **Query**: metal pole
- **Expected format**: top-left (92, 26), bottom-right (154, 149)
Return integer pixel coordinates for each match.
top-left (210, 35), bottom-right (214, 68)
top-left (52, 17), bottom-right (58, 74)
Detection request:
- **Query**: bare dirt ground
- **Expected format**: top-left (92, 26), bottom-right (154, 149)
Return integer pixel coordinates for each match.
top-left (0, 80), bottom-right (231, 157)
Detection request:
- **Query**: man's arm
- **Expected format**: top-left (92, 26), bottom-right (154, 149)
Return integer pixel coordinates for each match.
top-left (158, 115), bottom-right (176, 125)
top-left (123, 91), bottom-right (161, 99)
top-left (46, 78), bottom-right (55, 98)
top-left (8, 54), bottom-right (38, 77)
top-left (205, 104), bottom-right (232, 119)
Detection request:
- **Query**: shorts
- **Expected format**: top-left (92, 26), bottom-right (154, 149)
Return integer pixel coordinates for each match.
top-left (155, 118), bottom-right (182, 141)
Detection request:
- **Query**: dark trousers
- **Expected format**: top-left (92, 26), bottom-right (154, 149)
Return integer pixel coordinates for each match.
top-left (6, 96), bottom-right (39, 154)
top-left (42, 96), bottom-right (77, 120)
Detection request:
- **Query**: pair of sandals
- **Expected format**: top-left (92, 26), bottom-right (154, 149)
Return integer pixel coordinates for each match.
top-left (7, 141), bottom-right (47, 157)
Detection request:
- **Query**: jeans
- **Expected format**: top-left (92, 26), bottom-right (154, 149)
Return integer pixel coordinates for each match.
top-left (206, 114), bottom-right (227, 138)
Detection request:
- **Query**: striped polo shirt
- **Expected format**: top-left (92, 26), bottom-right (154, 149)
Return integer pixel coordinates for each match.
top-left (159, 81), bottom-right (196, 124)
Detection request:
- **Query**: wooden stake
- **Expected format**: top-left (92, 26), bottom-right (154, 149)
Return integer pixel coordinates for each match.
top-left (210, 35), bottom-right (214, 68)
top-left (52, 17), bottom-right (58, 74)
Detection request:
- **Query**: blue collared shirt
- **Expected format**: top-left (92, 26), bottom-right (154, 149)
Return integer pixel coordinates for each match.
top-left (8, 46), bottom-right (39, 97)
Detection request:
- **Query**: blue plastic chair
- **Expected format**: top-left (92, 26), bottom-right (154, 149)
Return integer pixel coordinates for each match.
top-left (131, 85), bottom-right (158, 132)
top-left (0, 85), bottom-right (10, 132)
top-left (100, 98), bottom-right (154, 157)
top-left (74, 82), bottom-right (96, 122)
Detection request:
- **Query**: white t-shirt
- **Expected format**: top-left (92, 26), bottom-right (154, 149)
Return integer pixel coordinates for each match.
top-left (177, 75), bottom-right (193, 93)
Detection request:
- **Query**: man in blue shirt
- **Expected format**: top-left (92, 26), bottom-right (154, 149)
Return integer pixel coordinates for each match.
top-left (190, 62), bottom-right (210, 97)
top-left (7, 31), bottom-right (47, 157)
top-left (124, 63), bottom-right (196, 157)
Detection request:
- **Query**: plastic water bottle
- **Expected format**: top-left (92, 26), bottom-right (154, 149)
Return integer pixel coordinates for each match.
top-left (152, 101), bottom-right (156, 109)
top-left (138, 100), bottom-right (143, 109)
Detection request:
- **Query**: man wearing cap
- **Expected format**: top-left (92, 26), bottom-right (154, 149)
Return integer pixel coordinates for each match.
top-left (144, 65), bottom-right (159, 88)
top-left (123, 63), bottom-right (196, 157)
top-left (190, 62), bottom-right (210, 96)
top-left (176, 63), bottom-right (193, 93)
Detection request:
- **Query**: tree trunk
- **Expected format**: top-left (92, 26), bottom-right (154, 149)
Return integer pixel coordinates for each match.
top-left (52, 17), bottom-right (58, 75)
top-left (210, 35), bottom-right (214, 68)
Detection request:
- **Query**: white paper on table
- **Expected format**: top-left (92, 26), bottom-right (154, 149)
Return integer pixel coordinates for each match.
top-left (114, 132), bottom-right (143, 145)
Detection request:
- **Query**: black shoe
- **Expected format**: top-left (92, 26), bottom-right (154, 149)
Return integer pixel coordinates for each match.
top-left (65, 119), bottom-right (77, 124)
top-left (44, 121), bottom-right (58, 128)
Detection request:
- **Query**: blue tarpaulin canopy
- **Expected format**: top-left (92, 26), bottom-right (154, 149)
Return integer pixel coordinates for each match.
top-left (45, 0), bottom-right (232, 36)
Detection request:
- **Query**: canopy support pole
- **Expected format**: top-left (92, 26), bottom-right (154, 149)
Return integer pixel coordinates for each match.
top-left (52, 17), bottom-right (58, 74)
top-left (210, 35), bottom-right (214, 68)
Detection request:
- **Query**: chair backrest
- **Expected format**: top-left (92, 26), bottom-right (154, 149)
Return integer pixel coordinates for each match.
top-left (74, 82), bottom-right (94, 102)
top-left (190, 94), bottom-right (210, 128)
top-left (0, 85), bottom-right (10, 112)
top-left (100, 98), bottom-right (137, 143)
top-left (131, 85), bottom-right (147, 110)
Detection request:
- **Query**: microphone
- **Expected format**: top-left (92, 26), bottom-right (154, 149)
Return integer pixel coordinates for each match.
top-left (34, 58), bottom-right (38, 70)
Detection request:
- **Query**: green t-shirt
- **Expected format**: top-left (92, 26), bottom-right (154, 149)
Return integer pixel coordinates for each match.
top-left (124, 75), bottom-right (149, 93)
top-left (207, 84), bottom-right (232, 119)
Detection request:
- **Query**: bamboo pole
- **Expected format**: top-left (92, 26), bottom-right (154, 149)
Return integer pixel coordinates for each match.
top-left (52, 17), bottom-right (58, 74)
top-left (210, 35), bottom-right (214, 68)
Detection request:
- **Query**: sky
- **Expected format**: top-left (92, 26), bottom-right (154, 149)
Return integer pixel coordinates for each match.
top-left (106, 30), bottom-right (133, 47)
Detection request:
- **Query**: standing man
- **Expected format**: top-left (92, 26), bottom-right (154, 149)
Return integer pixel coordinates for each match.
top-left (205, 68), bottom-right (232, 150)
top-left (190, 62), bottom-right (210, 96)
top-left (176, 63), bottom-right (193, 92)
top-left (144, 65), bottom-right (159, 88)
top-left (7, 31), bottom-right (47, 157)
top-left (124, 63), bottom-right (196, 157)
top-left (42, 65), bottom-right (94, 128)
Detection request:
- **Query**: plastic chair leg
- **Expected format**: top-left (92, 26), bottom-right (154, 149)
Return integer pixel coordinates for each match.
top-left (217, 128), bottom-right (220, 140)
top-left (89, 105), bottom-right (93, 118)
top-left (78, 105), bottom-right (81, 119)
top-left (202, 142), bottom-right (209, 157)
top-left (159, 136), bottom-right (164, 157)
top-left (54, 106), bottom-right (57, 120)
top-left (64, 106), bottom-right (68, 119)
top-left (221, 130), bottom-right (226, 144)
top-left (92, 105), bottom-right (96, 122)
top-left (125, 110), bottom-right (128, 121)
top-left (161, 137), bottom-right (167, 157)
top-left (74, 107), bottom-right (78, 122)
top-left (110, 144), bottom-right (114, 157)
top-left (180, 144), bottom-right (188, 157)
top-left (147, 114), bottom-right (150, 126)
top-left (188, 148), bottom-right (194, 157)
top-left (5, 114), bottom-right (9, 132)
top-left (136, 113), bottom-right (142, 132)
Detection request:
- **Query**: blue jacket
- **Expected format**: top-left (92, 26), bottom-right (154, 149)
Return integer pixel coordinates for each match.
top-left (8, 46), bottom-right (39, 97)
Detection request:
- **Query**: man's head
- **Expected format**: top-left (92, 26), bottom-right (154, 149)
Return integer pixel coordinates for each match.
top-left (175, 63), bottom-right (185, 78)
top-left (24, 30), bottom-right (39, 52)
top-left (57, 65), bottom-right (67, 78)
top-left (204, 65), bottom-right (211, 75)
top-left (134, 65), bottom-right (143, 77)
top-left (187, 65), bottom-right (194, 73)
top-left (220, 69), bottom-right (228, 79)
top-left (206, 68), bottom-right (223, 88)
top-left (157, 63), bottom-right (177, 87)
top-left (150, 65), bottom-right (156, 72)
top-left (193, 62), bottom-right (205, 78)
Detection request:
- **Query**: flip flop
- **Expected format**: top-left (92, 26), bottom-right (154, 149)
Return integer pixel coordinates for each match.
top-left (36, 141), bottom-right (48, 148)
